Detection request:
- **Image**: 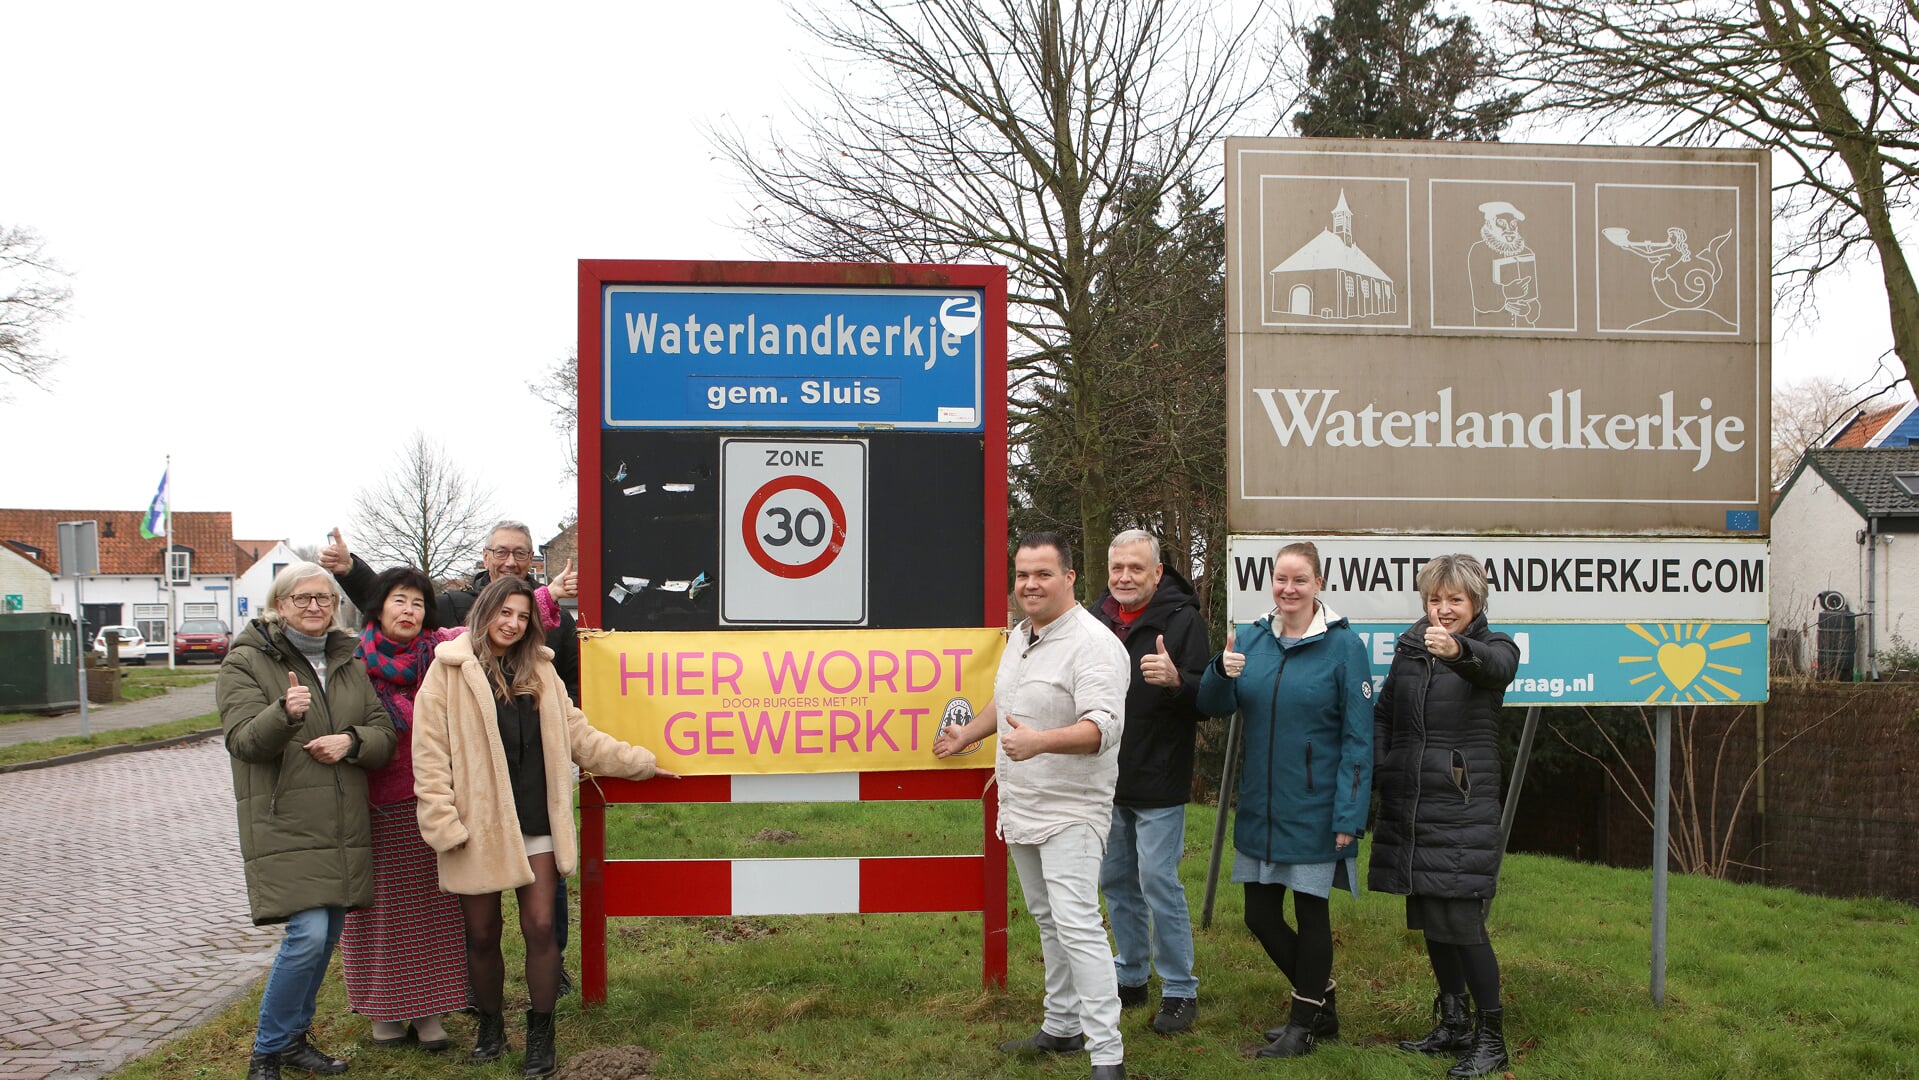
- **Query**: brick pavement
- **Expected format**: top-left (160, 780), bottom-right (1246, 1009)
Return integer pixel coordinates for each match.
top-left (0, 739), bottom-right (278, 1080)
top-left (0, 684), bottom-right (218, 749)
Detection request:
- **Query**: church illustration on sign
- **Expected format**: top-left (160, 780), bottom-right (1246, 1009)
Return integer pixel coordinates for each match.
top-left (1269, 190), bottom-right (1398, 321)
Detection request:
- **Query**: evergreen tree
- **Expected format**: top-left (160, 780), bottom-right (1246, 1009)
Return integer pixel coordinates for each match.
top-left (1293, 0), bottom-right (1519, 140)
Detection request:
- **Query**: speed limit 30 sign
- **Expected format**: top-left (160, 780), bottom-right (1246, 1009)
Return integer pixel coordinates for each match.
top-left (720, 438), bottom-right (868, 624)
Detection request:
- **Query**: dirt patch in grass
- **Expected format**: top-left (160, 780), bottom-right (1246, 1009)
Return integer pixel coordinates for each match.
top-left (556, 1045), bottom-right (657, 1080)
top-left (750, 828), bottom-right (799, 844)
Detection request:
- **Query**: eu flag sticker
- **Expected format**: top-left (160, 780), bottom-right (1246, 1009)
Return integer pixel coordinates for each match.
top-left (1725, 510), bottom-right (1760, 532)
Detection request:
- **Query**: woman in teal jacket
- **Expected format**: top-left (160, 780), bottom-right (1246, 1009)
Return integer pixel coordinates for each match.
top-left (1198, 541), bottom-right (1372, 1059)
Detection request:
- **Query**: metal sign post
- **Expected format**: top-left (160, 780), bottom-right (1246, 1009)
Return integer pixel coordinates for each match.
top-left (1651, 705), bottom-right (1673, 1006)
top-left (57, 521), bottom-right (100, 736)
top-left (1199, 709), bottom-right (1244, 929)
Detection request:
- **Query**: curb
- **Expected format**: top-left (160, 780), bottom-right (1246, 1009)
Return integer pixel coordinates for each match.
top-left (0, 728), bottom-right (223, 774)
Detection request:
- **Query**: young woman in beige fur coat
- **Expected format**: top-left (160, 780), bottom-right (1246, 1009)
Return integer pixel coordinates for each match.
top-left (412, 576), bottom-right (674, 1077)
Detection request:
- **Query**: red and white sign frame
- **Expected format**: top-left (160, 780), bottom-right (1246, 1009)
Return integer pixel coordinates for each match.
top-left (575, 260), bottom-right (1011, 1000)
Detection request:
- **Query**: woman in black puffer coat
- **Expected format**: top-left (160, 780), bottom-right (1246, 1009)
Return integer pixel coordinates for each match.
top-left (1368, 555), bottom-right (1518, 1080)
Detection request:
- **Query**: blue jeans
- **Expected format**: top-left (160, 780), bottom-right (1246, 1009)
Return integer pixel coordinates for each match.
top-left (1100, 804), bottom-right (1198, 999)
top-left (254, 906), bottom-right (345, 1054)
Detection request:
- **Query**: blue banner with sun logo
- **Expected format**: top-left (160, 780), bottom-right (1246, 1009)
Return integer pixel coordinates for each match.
top-left (1352, 621), bottom-right (1769, 705)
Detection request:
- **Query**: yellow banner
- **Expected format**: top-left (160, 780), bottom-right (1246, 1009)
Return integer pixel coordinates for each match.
top-left (580, 628), bottom-right (1005, 775)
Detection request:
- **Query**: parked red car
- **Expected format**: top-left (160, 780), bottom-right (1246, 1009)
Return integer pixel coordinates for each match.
top-left (173, 619), bottom-right (232, 664)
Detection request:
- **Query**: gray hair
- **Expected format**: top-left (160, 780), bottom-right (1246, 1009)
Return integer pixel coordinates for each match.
top-left (487, 519), bottom-right (535, 547)
top-left (261, 561), bottom-right (347, 631)
top-left (1109, 529), bottom-right (1162, 566)
top-left (1416, 554), bottom-right (1490, 615)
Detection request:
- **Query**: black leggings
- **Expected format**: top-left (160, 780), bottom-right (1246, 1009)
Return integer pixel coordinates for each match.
top-left (1427, 937), bottom-right (1502, 1010)
top-left (1243, 883), bottom-right (1333, 1001)
top-left (461, 852), bottom-right (563, 1015)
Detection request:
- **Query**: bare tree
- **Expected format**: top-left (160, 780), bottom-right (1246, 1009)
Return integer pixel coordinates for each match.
top-left (0, 225), bottom-right (73, 399)
top-left (1552, 698), bottom-right (1846, 878)
top-left (528, 349), bottom-right (578, 480)
top-left (1770, 373), bottom-right (1903, 486)
top-left (1491, 0), bottom-right (1919, 385)
top-left (351, 430), bottom-right (496, 582)
top-left (711, 0), bottom-right (1275, 596)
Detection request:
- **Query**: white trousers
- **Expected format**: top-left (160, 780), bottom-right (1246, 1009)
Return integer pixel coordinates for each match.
top-left (1009, 822), bottom-right (1123, 1066)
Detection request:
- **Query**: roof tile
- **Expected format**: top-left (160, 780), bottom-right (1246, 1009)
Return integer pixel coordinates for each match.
top-left (1804, 448), bottom-right (1919, 518)
top-left (0, 509), bottom-right (237, 575)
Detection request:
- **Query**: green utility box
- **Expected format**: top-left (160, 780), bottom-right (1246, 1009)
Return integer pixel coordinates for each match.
top-left (0, 612), bottom-right (82, 714)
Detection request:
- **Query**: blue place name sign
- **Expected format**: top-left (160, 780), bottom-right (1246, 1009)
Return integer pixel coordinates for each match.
top-left (602, 285), bottom-right (985, 429)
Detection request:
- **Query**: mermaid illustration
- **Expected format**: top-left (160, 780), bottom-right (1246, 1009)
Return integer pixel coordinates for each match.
top-left (1601, 225), bottom-right (1736, 330)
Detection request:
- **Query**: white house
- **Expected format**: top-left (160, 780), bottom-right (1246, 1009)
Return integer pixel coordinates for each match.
top-left (0, 508), bottom-right (239, 661)
top-left (0, 541), bottom-right (54, 614)
top-left (1771, 447), bottom-right (1919, 677)
top-left (234, 539), bottom-right (300, 626)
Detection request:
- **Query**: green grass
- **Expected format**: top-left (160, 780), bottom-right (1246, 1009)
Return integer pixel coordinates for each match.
top-left (0, 713), bottom-right (219, 768)
top-left (108, 802), bottom-right (1919, 1079)
top-left (121, 667), bottom-right (218, 701)
top-left (1, 666), bottom-right (215, 718)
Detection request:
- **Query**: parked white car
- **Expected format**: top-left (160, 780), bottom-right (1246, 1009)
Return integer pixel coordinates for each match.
top-left (92, 625), bottom-right (148, 665)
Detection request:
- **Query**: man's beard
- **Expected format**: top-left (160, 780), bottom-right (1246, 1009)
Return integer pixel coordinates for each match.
top-left (1480, 222), bottom-right (1527, 258)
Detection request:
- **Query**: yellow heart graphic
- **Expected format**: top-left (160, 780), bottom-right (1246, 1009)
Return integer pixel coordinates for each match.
top-left (1657, 642), bottom-right (1707, 691)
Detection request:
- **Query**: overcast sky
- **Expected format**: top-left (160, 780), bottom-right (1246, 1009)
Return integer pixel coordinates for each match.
top-left (1, 1), bottom-right (1907, 554)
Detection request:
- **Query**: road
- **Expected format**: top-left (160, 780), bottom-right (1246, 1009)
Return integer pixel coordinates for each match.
top-left (0, 739), bottom-right (276, 1080)
top-left (0, 683), bottom-right (218, 750)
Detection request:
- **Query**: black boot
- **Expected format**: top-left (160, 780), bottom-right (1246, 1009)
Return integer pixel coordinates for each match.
top-left (1265, 980), bottom-right (1337, 1042)
top-left (1399, 991), bottom-right (1473, 1055)
top-left (997, 1029), bottom-right (1086, 1054)
top-left (522, 1010), bottom-right (557, 1078)
top-left (467, 1010), bottom-right (509, 1064)
top-left (1255, 993), bottom-right (1322, 1058)
top-left (1447, 1007), bottom-right (1510, 1079)
top-left (246, 1050), bottom-right (281, 1080)
top-left (275, 1031), bottom-right (347, 1076)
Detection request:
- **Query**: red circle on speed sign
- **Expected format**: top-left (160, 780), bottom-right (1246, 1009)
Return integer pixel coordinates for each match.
top-left (741, 475), bottom-right (848, 579)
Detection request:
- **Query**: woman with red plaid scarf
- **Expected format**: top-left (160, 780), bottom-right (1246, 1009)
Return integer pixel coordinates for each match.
top-left (336, 564), bottom-right (572, 1053)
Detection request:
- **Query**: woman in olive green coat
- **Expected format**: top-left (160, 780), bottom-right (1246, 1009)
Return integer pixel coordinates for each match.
top-left (218, 562), bottom-right (395, 1080)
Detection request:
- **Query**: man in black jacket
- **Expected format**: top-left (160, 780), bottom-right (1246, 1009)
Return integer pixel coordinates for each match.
top-left (1091, 529), bottom-right (1211, 1034)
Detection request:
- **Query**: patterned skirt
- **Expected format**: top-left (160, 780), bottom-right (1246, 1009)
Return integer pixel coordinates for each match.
top-left (340, 799), bottom-right (469, 1021)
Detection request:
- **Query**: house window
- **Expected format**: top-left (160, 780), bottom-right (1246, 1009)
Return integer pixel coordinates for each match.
top-left (272, 562), bottom-right (288, 580)
top-left (169, 550), bottom-right (191, 585)
top-left (134, 604), bottom-right (168, 648)
top-left (1895, 472), bottom-right (1919, 497)
top-left (184, 602), bottom-right (217, 620)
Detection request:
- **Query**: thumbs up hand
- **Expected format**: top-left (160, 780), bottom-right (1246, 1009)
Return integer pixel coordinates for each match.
top-left (284, 671), bottom-right (311, 721)
top-left (318, 527), bottom-right (350, 575)
top-left (999, 715), bottom-right (1040, 762)
top-left (1140, 633), bottom-right (1181, 689)
top-left (1220, 626), bottom-right (1246, 679)
top-left (549, 558), bottom-right (579, 600)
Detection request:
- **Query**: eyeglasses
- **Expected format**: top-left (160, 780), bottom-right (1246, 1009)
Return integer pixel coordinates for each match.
top-left (485, 546), bottom-right (534, 561)
top-left (286, 593), bottom-right (337, 609)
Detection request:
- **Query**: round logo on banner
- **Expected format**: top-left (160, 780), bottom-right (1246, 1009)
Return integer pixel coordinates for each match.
top-left (939, 697), bottom-right (979, 757)
top-left (741, 475), bottom-right (848, 579)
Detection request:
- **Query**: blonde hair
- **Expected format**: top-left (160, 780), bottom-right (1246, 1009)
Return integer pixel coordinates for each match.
top-left (1417, 554), bottom-right (1490, 614)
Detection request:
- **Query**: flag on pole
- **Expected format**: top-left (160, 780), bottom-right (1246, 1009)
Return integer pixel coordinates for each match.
top-left (140, 467), bottom-right (169, 539)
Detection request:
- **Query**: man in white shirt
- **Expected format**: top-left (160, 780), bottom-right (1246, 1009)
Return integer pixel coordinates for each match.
top-left (936, 532), bottom-right (1131, 1080)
